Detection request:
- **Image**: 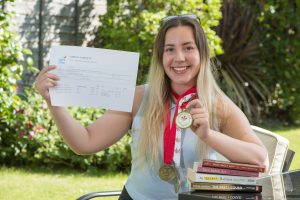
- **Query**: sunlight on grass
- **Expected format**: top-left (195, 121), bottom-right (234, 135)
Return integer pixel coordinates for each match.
top-left (0, 167), bottom-right (127, 200)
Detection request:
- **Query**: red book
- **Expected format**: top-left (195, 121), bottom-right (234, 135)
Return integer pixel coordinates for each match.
top-left (195, 166), bottom-right (259, 177)
top-left (202, 159), bottom-right (265, 173)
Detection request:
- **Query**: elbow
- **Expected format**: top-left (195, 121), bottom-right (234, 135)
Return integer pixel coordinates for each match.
top-left (247, 146), bottom-right (269, 172)
top-left (72, 147), bottom-right (99, 155)
top-left (68, 130), bottom-right (101, 155)
top-left (70, 145), bottom-right (96, 156)
top-left (255, 149), bottom-right (269, 172)
top-left (264, 155), bottom-right (270, 172)
top-left (71, 147), bottom-right (90, 155)
top-left (260, 147), bottom-right (269, 172)
top-left (262, 154), bottom-right (269, 172)
top-left (73, 149), bottom-right (89, 156)
top-left (71, 144), bottom-right (104, 155)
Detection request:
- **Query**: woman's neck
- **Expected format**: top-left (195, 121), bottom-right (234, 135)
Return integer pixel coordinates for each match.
top-left (171, 83), bottom-right (195, 96)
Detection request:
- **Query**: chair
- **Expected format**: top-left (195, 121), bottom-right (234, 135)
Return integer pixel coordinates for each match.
top-left (77, 191), bottom-right (121, 200)
top-left (251, 125), bottom-right (291, 176)
top-left (282, 149), bottom-right (295, 172)
top-left (77, 126), bottom-right (294, 199)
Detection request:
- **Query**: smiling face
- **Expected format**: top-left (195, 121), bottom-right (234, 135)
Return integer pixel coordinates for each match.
top-left (162, 25), bottom-right (200, 94)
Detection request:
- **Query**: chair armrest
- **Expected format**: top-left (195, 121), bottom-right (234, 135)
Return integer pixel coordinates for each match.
top-left (77, 190), bottom-right (122, 200)
top-left (251, 125), bottom-right (289, 176)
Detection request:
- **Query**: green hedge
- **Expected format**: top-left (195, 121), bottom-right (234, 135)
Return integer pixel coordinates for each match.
top-left (1, 88), bottom-right (132, 172)
top-left (0, 1), bottom-right (131, 172)
top-left (0, 0), bottom-right (24, 128)
top-left (257, 0), bottom-right (300, 124)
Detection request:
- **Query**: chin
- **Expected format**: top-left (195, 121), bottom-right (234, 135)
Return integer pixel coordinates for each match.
top-left (172, 79), bottom-right (196, 87)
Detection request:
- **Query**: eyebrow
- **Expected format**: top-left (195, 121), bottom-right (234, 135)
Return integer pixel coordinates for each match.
top-left (164, 42), bottom-right (195, 47)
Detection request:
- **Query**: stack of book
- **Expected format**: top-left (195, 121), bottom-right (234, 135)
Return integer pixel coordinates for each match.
top-left (187, 159), bottom-right (265, 193)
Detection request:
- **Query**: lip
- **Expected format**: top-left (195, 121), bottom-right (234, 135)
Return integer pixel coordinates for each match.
top-left (171, 65), bottom-right (191, 74)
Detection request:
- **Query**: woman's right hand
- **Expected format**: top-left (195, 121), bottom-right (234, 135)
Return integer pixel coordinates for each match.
top-left (34, 65), bottom-right (59, 103)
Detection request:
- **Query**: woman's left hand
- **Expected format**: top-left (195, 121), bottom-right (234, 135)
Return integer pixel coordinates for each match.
top-left (187, 99), bottom-right (210, 139)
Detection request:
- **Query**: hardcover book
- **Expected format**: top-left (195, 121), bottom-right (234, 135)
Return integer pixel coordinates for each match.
top-left (187, 168), bottom-right (257, 185)
top-left (193, 164), bottom-right (259, 177)
top-left (190, 182), bottom-right (262, 192)
top-left (202, 159), bottom-right (265, 173)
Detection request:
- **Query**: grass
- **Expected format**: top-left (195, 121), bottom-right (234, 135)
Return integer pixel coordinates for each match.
top-left (0, 126), bottom-right (299, 200)
top-left (0, 166), bottom-right (127, 200)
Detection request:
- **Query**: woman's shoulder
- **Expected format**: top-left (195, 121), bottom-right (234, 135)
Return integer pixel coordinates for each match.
top-left (216, 92), bottom-right (250, 132)
top-left (215, 93), bottom-right (243, 130)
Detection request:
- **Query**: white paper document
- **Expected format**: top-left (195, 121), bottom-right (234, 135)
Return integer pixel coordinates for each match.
top-left (49, 46), bottom-right (139, 112)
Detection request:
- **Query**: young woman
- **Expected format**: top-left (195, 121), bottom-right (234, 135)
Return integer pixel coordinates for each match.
top-left (35, 14), bottom-right (269, 200)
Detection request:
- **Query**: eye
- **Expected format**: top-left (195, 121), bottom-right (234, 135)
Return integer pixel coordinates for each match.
top-left (165, 47), bottom-right (174, 52)
top-left (185, 46), bottom-right (195, 51)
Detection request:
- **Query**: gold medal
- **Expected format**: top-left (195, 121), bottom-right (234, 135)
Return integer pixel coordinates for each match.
top-left (159, 164), bottom-right (176, 181)
top-left (176, 109), bottom-right (193, 129)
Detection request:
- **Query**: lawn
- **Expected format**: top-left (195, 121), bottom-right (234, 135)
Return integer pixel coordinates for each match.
top-left (0, 126), bottom-right (299, 200)
top-left (0, 166), bottom-right (127, 200)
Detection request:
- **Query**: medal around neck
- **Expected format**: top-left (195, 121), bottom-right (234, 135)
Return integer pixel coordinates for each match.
top-left (159, 164), bottom-right (176, 181)
top-left (176, 109), bottom-right (193, 129)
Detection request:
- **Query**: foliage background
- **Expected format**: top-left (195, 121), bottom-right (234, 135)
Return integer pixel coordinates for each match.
top-left (0, 0), bottom-right (24, 135)
top-left (95, 0), bottom-right (223, 84)
top-left (0, 0), bottom-right (299, 172)
top-left (256, 1), bottom-right (300, 124)
top-left (1, 0), bottom-right (223, 171)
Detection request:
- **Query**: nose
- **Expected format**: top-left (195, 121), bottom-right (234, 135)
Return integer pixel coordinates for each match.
top-left (174, 50), bottom-right (185, 62)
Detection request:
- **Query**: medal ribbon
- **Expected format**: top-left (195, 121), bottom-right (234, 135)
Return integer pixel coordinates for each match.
top-left (172, 91), bottom-right (197, 111)
top-left (163, 86), bottom-right (197, 165)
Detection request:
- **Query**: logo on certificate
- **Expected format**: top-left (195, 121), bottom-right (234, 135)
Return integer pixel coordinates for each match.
top-left (58, 56), bottom-right (67, 64)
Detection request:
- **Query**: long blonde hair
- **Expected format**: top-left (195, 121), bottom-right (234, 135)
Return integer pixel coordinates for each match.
top-left (137, 16), bottom-right (224, 167)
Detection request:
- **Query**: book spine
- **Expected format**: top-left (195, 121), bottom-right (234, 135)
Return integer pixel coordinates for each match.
top-left (190, 182), bottom-right (262, 192)
top-left (187, 169), bottom-right (257, 185)
top-left (196, 166), bottom-right (259, 177)
top-left (179, 193), bottom-right (262, 200)
top-left (202, 160), bottom-right (265, 172)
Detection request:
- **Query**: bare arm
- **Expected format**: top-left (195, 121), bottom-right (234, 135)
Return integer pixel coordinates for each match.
top-left (188, 95), bottom-right (269, 170)
top-left (206, 97), bottom-right (269, 168)
top-left (35, 65), bottom-right (144, 155)
top-left (47, 107), bottom-right (132, 155)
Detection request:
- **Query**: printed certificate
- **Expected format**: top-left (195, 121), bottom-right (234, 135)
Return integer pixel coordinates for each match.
top-left (49, 46), bottom-right (139, 112)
